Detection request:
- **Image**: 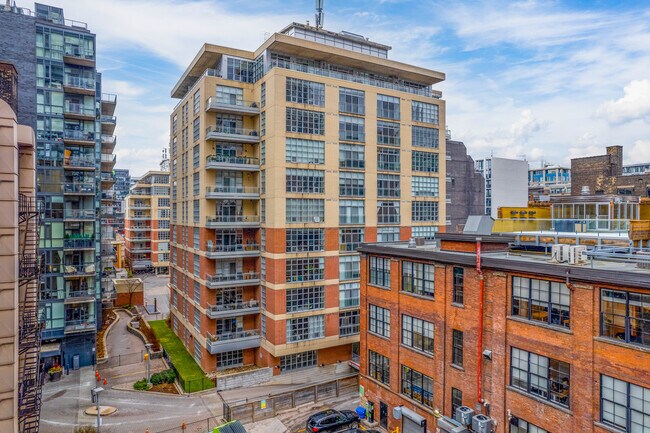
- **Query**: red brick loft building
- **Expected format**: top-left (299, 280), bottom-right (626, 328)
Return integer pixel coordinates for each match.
top-left (357, 233), bottom-right (650, 433)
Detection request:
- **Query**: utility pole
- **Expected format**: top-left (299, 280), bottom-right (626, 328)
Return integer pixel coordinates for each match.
top-left (145, 343), bottom-right (152, 387)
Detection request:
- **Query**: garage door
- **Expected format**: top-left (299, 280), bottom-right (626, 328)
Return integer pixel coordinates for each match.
top-left (403, 416), bottom-right (425, 433)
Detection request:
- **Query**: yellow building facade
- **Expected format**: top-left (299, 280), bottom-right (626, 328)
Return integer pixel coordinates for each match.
top-left (169, 23), bottom-right (446, 374)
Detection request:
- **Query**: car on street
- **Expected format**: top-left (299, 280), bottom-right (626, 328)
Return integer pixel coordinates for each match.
top-left (306, 409), bottom-right (360, 432)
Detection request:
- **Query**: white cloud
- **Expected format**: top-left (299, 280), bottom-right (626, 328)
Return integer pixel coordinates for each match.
top-left (626, 140), bottom-right (650, 164)
top-left (101, 79), bottom-right (146, 98)
top-left (596, 80), bottom-right (650, 125)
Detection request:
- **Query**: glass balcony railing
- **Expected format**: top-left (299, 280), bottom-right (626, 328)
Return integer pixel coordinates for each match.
top-left (64, 102), bottom-right (95, 117)
top-left (493, 218), bottom-right (632, 233)
top-left (207, 329), bottom-right (260, 342)
top-left (206, 154), bottom-right (260, 166)
top-left (101, 93), bottom-right (117, 104)
top-left (205, 125), bottom-right (259, 138)
top-left (63, 45), bottom-right (95, 61)
top-left (64, 157), bottom-right (95, 168)
top-left (101, 154), bottom-right (116, 163)
top-left (66, 289), bottom-right (96, 299)
top-left (63, 129), bottom-right (95, 142)
top-left (205, 272), bottom-right (260, 285)
top-left (206, 96), bottom-right (260, 110)
top-left (64, 182), bottom-right (95, 194)
top-left (206, 243), bottom-right (260, 254)
top-left (206, 186), bottom-right (259, 195)
top-left (64, 238), bottom-right (95, 249)
top-left (64, 209), bottom-right (95, 219)
top-left (64, 76), bottom-right (95, 91)
top-left (100, 115), bottom-right (116, 124)
top-left (64, 319), bottom-right (96, 333)
top-left (101, 135), bottom-right (116, 145)
top-left (206, 215), bottom-right (260, 225)
top-left (63, 263), bottom-right (96, 276)
top-left (206, 300), bottom-right (260, 316)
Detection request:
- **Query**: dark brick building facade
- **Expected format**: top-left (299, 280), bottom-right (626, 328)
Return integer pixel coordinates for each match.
top-left (571, 145), bottom-right (650, 197)
top-left (446, 139), bottom-right (485, 232)
top-left (358, 234), bottom-right (650, 433)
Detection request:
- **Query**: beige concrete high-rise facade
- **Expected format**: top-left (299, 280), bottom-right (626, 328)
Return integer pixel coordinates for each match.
top-left (124, 170), bottom-right (171, 275)
top-left (169, 23), bottom-right (446, 375)
top-left (0, 62), bottom-right (42, 432)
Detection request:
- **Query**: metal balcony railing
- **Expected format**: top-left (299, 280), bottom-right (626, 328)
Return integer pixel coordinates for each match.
top-left (206, 243), bottom-right (260, 253)
top-left (206, 300), bottom-right (260, 314)
top-left (206, 215), bottom-right (260, 225)
top-left (64, 319), bottom-right (96, 333)
top-left (206, 154), bottom-right (260, 166)
top-left (206, 125), bottom-right (260, 137)
top-left (206, 185), bottom-right (259, 195)
top-left (66, 289), bottom-right (95, 299)
top-left (205, 272), bottom-right (260, 285)
top-left (207, 329), bottom-right (260, 342)
top-left (63, 263), bottom-right (95, 275)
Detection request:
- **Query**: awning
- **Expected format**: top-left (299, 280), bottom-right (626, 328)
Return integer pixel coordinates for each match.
top-left (40, 342), bottom-right (61, 357)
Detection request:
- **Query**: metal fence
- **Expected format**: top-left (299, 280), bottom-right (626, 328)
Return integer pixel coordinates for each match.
top-left (155, 417), bottom-right (224, 433)
top-left (162, 349), bottom-right (215, 394)
top-left (222, 374), bottom-right (358, 424)
top-left (99, 350), bottom-right (146, 369)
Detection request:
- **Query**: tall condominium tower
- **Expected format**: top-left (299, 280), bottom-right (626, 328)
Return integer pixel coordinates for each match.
top-left (0, 2), bottom-right (118, 369)
top-left (169, 22), bottom-right (445, 375)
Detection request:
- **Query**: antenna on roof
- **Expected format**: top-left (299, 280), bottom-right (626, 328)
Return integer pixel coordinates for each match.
top-left (315, 0), bottom-right (324, 29)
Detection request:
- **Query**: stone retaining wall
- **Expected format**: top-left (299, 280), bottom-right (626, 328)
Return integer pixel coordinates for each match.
top-left (216, 367), bottom-right (272, 391)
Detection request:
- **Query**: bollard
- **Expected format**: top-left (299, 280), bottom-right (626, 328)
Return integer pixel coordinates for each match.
top-left (181, 420), bottom-right (186, 431)
top-left (103, 378), bottom-right (107, 386)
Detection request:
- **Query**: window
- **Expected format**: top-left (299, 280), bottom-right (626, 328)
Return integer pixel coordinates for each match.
top-left (377, 94), bottom-right (400, 120)
top-left (193, 227), bottom-right (200, 249)
top-left (287, 315), bottom-right (324, 342)
top-left (260, 82), bottom-right (266, 107)
top-left (193, 339), bottom-right (201, 362)
top-left (261, 285), bottom-right (266, 308)
top-left (193, 117), bottom-right (200, 141)
top-left (512, 277), bottom-right (571, 329)
top-left (510, 347), bottom-right (570, 408)
top-left (158, 198), bottom-right (170, 207)
top-left (286, 77), bottom-right (325, 106)
top-left (286, 138), bottom-right (325, 164)
top-left (261, 140), bottom-right (265, 165)
top-left (172, 114), bottom-right (178, 135)
top-left (369, 304), bottom-right (391, 338)
top-left (368, 350), bottom-right (390, 385)
top-left (286, 168), bottom-right (325, 193)
top-left (260, 199), bottom-right (265, 223)
top-left (377, 201), bottom-right (400, 224)
top-left (193, 172), bottom-right (199, 195)
top-left (509, 417), bottom-right (549, 433)
top-left (452, 330), bottom-right (463, 367)
top-left (339, 228), bottom-right (364, 252)
top-left (339, 255), bottom-right (360, 281)
top-left (193, 90), bottom-right (200, 114)
top-left (286, 229), bottom-right (324, 253)
top-left (216, 85), bottom-right (243, 105)
top-left (601, 374), bottom-right (650, 432)
top-left (601, 289), bottom-right (649, 347)
top-left (377, 147), bottom-right (400, 171)
top-left (280, 350), bottom-right (317, 371)
top-left (339, 115), bottom-right (365, 142)
top-left (378, 226), bottom-right (400, 243)
top-left (402, 315), bottom-right (434, 354)
top-left (286, 199), bottom-right (324, 223)
top-left (412, 125), bottom-right (439, 148)
top-left (286, 257), bottom-right (324, 282)
top-left (286, 286), bottom-right (324, 312)
top-left (339, 144), bottom-right (365, 169)
top-left (260, 111), bottom-right (265, 136)
top-left (412, 101), bottom-right (439, 124)
top-left (339, 282), bottom-right (360, 308)
top-left (286, 107), bottom-right (325, 135)
top-left (451, 388), bottom-right (463, 416)
top-left (453, 267), bottom-right (464, 305)
top-left (401, 366), bottom-right (433, 407)
top-left (339, 172), bottom-right (365, 197)
top-left (377, 121), bottom-right (400, 146)
top-left (412, 226), bottom-right (438, 240)
top-left (193, 280), bottom-right (200, 304)
top-left (402, 261), bottom-right (434, 298)
top-left (369, 256), bottom-right (390, 288)
top-left (377, 174), bottom-right (400, 198)
top-left (194, 308), bottom-right (201, 330)
top-left (226, 57), bottom-right (255, 82)
top-left (412, 176), bottom-right (439, 197)
top-left (412, 151), bottom-right (439, 173)
top-left (412, 201), bottom-right (438, 222)
top-left (217, 350), bottom-right (243, 370)
top-left (339, 200), bottom-right (365, 225)
top-left (261, 314), bottom-right (266, 338)
top-left (261, 170), bottom-right (266, 194)
top-left (339, 310), bottom-right (360, 336)
top-left (339, 87), bottom-right (365, 115)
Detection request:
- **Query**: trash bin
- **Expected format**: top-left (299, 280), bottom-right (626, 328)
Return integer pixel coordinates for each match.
top-left (356, 406), bottom-right (366, 419)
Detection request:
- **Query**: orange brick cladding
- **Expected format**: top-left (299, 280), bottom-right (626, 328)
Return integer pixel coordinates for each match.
top-left (358, 235), bottom-right (650, 433)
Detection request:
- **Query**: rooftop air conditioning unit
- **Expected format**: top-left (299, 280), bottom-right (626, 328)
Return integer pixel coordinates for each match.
top-left (472, 414), bottom-right (494, 433)
top-left (551, 244), bottom-right (569, 263)
top-left (454, 406), bottom-right (474, 426)
top-left (568, 245), bottom-right (588, 265)
top-left (437, 416), bottom-right (468, 433)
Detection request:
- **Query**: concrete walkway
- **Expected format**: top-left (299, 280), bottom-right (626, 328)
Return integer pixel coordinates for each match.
top-left (107, 310), bottom-right (144, 358)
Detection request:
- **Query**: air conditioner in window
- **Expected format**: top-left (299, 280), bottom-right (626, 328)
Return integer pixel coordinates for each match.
top-left (454, 406), bottom-right (474, 426)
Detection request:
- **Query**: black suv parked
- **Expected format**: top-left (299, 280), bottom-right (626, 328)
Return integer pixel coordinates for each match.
top-left (306, 409), bottom-right (360, 432)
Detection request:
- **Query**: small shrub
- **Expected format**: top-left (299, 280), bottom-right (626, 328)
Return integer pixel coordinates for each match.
top-left (165, 369), bottom-right (176, 383)
top-left (133, 379), bottom-right (148, 390)
top-left (75, 426), bottom-right (98, 433)
top-left (150, 373), bottom-right (164, 386)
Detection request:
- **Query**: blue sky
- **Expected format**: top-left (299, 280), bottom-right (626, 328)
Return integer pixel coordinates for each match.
top-left (37, 0), bottom-right (650, 176)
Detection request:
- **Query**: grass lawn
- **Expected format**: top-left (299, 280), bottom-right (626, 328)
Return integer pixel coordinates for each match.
top-left (149, 320), bottom-right (214, 392)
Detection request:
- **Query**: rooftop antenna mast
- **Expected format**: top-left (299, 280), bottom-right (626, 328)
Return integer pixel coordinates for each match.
top-left (315, 0), bottom-right (324, 29)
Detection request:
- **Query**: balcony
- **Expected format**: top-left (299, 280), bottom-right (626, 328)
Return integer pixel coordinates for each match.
top-left (130, 202), bottom-right (151, 210)
top-left (129, 213), bottom-right (151, 220)
top-left (130, 247), bottom-right (151, 254)
top-left (205, 126), bottom-right (260, 144)
top-left (64, 238), bottom-right (95, 250)
top-left (101, 134), bottom-right (116, 153)
top-left (63, 45), bottom-right (95, 67)
top-left (206, 155), bottom-right (260, 172)
top-left (63, 129), bottom-right (95, 146)
top-left (205, 185), bottom-right (259, 199)
top-left (101, 172), bottom-right (116, 187)
top-left (64, 102), bottom-right (95, 120)
top-left (64, 209), bottom-right (96, 220)
top-left (64, 289), bottom-right (96, 303)
top-left (64, 319), bottom-right (96, 334)
top-left (101, 192), bottom-right (116, 202)
top-left (132, 260), bottom-right (153, 270)
top-left (101, 153), bottom-right (116, 170)
top-left (64, 156), bottom-right (95, 170)
top-left (101, 115), bottom-right (116, 135)
top-left (206, 215), bottom-right (260, 228)
top-left (64, 182), bottom-right (95, 195)
top-left (129, 236), bottom-right (150, 242)
top-left (130, 225), bottom-right (151, 232)
top-left (206, 300), bottom-right (260, 319)
top-left (63, 263), bottom-right (96, 278)
top-left (205, 272), bottom-right (260, 289)
top-left (63, 76), bottom-right (95, 95)
top-left (205, 96), bottom-right (260, 116)
top-left (206, 330), bottom-right (261, 354)
top-left (205, 243), bottom-right (260, 259)
top-left (101, 93), bottom-right (117, 116)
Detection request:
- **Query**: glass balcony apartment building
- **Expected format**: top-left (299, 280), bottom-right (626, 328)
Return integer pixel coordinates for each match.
top-left (0, 3), bottom-right (118, 369)
top-left (169, 22), bottom-right (446, 375)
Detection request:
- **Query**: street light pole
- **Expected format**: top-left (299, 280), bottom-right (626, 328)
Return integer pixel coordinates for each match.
top-left (92, 387), bottom-right (104, 433)
top-left (145, 343), bottom-right (152, 387)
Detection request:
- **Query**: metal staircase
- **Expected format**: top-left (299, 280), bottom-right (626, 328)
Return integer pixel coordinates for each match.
top-left (17, 193), bottom-right (43, 433)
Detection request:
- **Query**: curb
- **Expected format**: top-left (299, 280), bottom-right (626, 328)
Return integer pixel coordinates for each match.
top-left (97, 310), bottom-right (119, 363)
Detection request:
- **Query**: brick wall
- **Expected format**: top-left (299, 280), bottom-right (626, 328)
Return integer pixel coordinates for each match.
top-left (446, 140), bottom-right (485, 232)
